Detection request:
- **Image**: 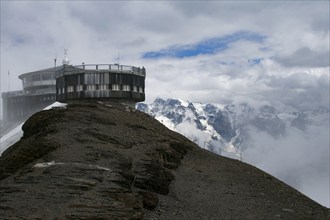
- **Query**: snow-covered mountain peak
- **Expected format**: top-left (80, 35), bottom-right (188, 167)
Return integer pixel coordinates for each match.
top-left (137, 98), bottom-right (328, 160)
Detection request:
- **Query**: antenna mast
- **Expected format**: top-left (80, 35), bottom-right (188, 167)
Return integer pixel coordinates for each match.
top-left (8, 70), bottom-right (10, 91)
top-left (62, 49), bottom-right (69, 65)
top-left (54, 54), bottom-right (57, 68)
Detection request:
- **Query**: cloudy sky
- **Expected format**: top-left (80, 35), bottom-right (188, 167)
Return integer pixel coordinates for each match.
top-left (1, 1), bottom-right (329, 113)
top-left (0, 0), bottom-right (329, 207)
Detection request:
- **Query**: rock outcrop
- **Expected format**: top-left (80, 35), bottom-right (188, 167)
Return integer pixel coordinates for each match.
top-left (0, 102), bottom-right (328, 219)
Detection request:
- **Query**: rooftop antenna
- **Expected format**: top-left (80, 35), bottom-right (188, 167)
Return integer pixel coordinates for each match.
top-left (54, 54), bottom-right (57, 68)
top-left (62, 48), bottom-right (69, 65)
top-left (8, 70), bottom-right (10, 91)
top-left (117, 53), bottom-right (120, 65)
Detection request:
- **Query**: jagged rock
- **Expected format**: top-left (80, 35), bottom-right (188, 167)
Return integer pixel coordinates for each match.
top-left (0, 102), bottom-right (328, 219)
top-left (140, 191), bottom-right (159, 210)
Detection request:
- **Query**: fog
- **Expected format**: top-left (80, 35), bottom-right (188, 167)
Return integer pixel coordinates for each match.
top-left (244, 119), bottom-right (329, 207)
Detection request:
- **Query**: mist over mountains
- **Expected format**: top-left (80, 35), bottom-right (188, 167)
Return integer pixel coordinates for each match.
top-left (137, 98), bottom-right (330, 207)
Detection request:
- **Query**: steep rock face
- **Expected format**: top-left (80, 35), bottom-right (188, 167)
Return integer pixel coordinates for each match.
top-left (0, 102), bottom-right (193, 219)
top-left (0, 102), bottom-right (328, 219)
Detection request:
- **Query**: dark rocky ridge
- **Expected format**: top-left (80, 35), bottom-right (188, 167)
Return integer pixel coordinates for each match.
top-left (0, 102), bottom-right (328, 219)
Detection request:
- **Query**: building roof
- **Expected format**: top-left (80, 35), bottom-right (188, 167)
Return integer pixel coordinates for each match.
top-left (18, 66), bottom-right (64, 79)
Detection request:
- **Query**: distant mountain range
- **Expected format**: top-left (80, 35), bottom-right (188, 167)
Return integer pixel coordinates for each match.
top-left (137, 98), bottom-right (329, 160)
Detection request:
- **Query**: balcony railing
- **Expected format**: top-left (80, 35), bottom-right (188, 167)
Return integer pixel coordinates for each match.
top-left (1, 90), bottom-right (25, 98)
top-left (73, 64), bottom-right (146, 77)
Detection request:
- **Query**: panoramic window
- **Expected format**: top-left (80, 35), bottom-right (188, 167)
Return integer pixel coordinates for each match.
top-left (32, 74), bottom-right (41, 81)
top-left (99, 84), bottom-right (109, 90)
top-left (67, 86), bottom-right (74, 92)
top-left (123, 85), bottom-right (130, 91)
top-left (87, 85), bottom-right (96, 91)
top-left (112, 84), bottom-right (120, 91)
top-left (42, 73), bottom-right (52, 80)
top-left (76, 85), bottom-right (84, 92)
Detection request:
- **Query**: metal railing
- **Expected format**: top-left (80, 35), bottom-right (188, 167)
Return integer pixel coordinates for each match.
top-left (218, 147), bottom-right (243, 161)
top-left (73, 64), bottom-right (146, 77)
top-left (1, 90), bottom-right (25, 98)
top-left (1, 88), bottom-right (56, 98)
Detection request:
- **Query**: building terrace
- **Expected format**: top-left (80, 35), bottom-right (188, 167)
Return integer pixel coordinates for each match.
top-left (55, 63), bottom-right (146, 106)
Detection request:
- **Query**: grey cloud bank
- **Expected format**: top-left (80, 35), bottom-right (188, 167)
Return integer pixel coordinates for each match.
top-left (274, 47), bottom-right (330, 68)
top-left (245, 119), bottom-right (330, 207)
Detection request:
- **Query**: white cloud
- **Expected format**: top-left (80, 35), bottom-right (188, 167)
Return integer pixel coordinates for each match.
top-left (244, 117), bottom-right (330, 207)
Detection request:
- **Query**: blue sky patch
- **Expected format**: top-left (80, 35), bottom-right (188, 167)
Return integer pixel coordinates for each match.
top-left (248, 58), bottom-right (263, 65)
top-left (143, 31), bottom-right (266, 59)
